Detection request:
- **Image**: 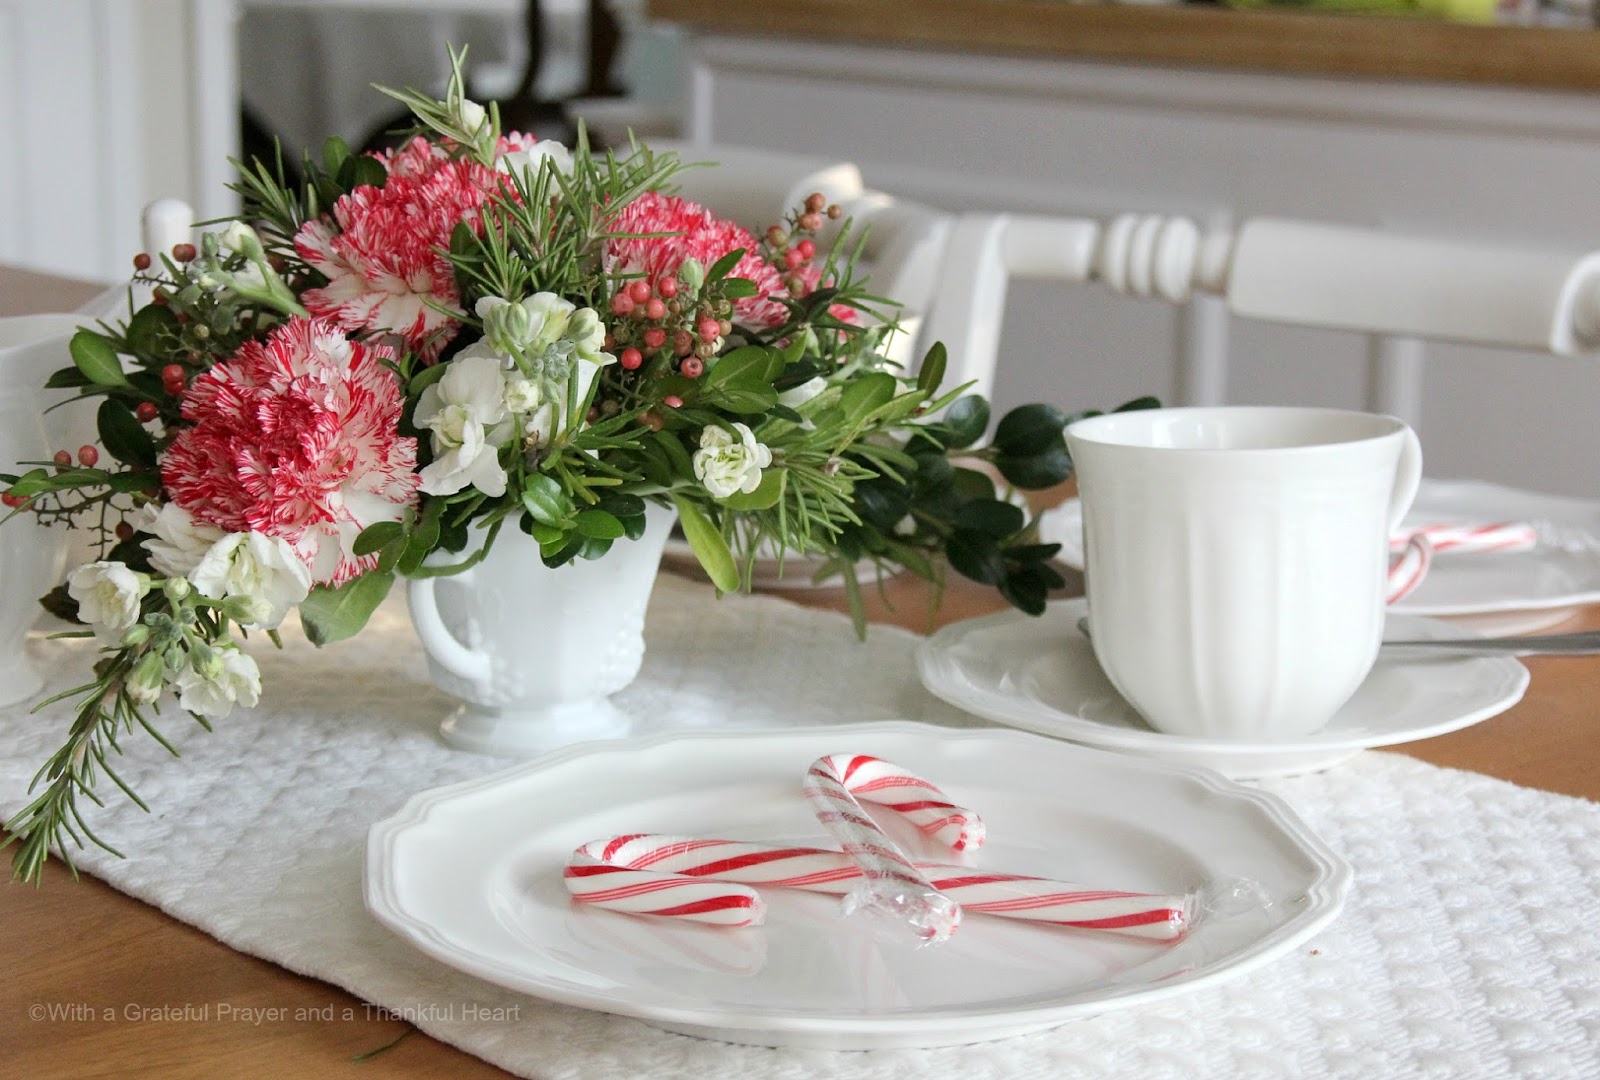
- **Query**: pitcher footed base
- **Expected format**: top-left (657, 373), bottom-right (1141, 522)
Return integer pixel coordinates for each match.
top-left (438, 699), bottom-right (635, 757)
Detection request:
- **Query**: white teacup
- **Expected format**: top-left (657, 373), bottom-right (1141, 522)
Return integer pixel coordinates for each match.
top-left (1064, 406), bottom-right (1422, 741)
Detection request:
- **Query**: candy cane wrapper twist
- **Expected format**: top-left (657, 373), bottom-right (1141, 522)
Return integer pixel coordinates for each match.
top-left (565, 834), bottom-right (1193, 941)
top-left (801, 754), bottom-right (979, 943)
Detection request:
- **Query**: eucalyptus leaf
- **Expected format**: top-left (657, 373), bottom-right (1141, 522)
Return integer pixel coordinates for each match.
top-left (353, 520), bottom-right (405, 557)
top-left (993, 403), bottom-right (1069, 457)
top-left (946, 529), bottom-right (1005, 585)
top-left (299, 572), bottom-right (395, 646)
top-left (69, 331), bottom-right (128, 388)
top-left (954, 500), bottom-right (1026, 538)
top-left (937, 396), bottom-right (989, 449)
top-left (915, 341), bottom-right (947, 394)
top-left (995, 446), bottom-right (1074, 489)
top-left (96, 399), bottom-right (157, 469)
top-left (672, 494), bottom-right (738, 592)
top-left (574, 508), bottom-right (625, 540)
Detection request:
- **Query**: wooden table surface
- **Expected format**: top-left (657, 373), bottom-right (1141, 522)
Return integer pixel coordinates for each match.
top-left (2, 266), bottom-right (1597, 1079)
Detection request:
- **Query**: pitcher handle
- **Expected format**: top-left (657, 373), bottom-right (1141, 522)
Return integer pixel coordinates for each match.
top-left (1386, 425), bottom-right (1424, 533)
top-left (407, 573), bottom-right (492, 683)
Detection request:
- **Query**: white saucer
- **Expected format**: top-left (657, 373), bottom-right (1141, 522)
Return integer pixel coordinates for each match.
top-left (366, 722), bottom-right (1350, 1049)
top-left (916, 599), bottom-right (1529, 780)
top-left (1040, 479), bottom-right (1600, 634)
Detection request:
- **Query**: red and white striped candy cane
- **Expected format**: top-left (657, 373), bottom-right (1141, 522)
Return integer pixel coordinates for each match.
top-left (803, 754), bottom-right (967, 943)
top-left (1386, 533), bottom-right (1434, 605)
top-left (564, 837), bottom-right (767, 927)
top-left (566, 834), bottom-right (1191, 941)
top-left (819, 753), bottom-right (986, 852)
top-left (1391, 520), bottom-right (1538, 556)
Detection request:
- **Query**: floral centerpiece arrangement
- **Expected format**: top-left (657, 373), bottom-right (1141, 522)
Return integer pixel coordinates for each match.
top-left (1, 54), bottom-right (1148, 883)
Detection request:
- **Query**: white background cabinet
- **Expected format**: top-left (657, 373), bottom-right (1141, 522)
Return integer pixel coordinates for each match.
top-left (681, 32), bottom-right (1600, 496)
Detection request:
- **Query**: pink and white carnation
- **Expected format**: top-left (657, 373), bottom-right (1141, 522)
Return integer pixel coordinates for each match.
top-left (160, 318), bottom-right (419, 586)
top-left (294, 133), bottom-right (563, 362)
top-left (603, 192), bottom-right (796, 329)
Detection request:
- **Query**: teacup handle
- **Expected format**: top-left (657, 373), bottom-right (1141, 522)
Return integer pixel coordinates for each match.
top-left (408, 573), bottom-right (492, 683)
top-left (1386, 424), bottom-right (1424, 532)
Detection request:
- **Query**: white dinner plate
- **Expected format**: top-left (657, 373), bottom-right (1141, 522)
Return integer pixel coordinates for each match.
top-left (1040, 479), bottom-right (1600, 633)
top-left (916, 599), bottom-right (1529, 780)
top-left (366, 723), bottom-right (1350, 1049)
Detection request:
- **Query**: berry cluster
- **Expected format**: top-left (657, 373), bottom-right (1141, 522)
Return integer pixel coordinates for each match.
top-left (762, 191), bottom-right (842, 298)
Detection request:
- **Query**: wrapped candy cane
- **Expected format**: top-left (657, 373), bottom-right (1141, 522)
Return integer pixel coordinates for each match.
top-left (1391, 520), bottom-right (1538, 556)
top-left (803, 754), bottom-right (970, 943)
top-left (565, 834), bottom-right (1192, 941)
top-left (1386, 533), bottom-right (1433, 605)
top-left (816, 753), bottom-right (986, 852)
top-left (564, 838), bottom-right (766, 927)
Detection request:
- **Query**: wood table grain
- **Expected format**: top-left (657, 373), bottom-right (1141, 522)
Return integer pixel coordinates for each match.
top-left (2, 265), bottom-right (1595, 1079)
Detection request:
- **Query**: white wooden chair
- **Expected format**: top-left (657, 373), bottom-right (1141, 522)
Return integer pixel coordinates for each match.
top-left (919, 210), bottom-right (1600, 422)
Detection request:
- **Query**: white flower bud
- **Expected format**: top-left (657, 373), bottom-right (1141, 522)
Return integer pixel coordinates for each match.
top-left (692, 422), bottom-right (773, 500)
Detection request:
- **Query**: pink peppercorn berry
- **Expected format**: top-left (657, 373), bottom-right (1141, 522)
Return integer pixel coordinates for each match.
top-left (643, 327), bottom-right (667, 349)
top-left (52, 450), bottom-right (72, 469)
top-left (681, 357), bottom-right (704, 378)
top-left (610, 292), bottom-right (635, 317)
top-left (1, 492), bottom-right (25, 509)
top-left (135, 402), bottom-right (160, 423)
top-left (132, 252), bottom-right (152, 272)
top-left (627, 280), bottom-right (653, 305)
top-left (619, 347), bottom-right (643, 371)
top-left (696, 317), bottom-right (720, 342)
top-left (115, 521), bottom-right (134, 542)
top-left (805, 192), bottom-right (827, 214)
top-left (656, 276), bottom-right (679, 299)
top-left (663, 395), bottom-right (684, 408)
top-left (77, 445), bottom-right (99, 467)
top-left (644, 298), bottom-right (667, 321)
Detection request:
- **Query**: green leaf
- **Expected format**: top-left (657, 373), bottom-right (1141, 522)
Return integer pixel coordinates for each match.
top-left (396, 501), bottom-right (444, 576)
top-left (351, 154), bottom-right (387, 190)
top-left (353, 520), bottom-right (405, 557)
top-left (946, 529), bottom-right (1005, 585)
top-left (719, 467), bottom-right (786, 511)
top-left (649, 430), bottom-right (695, 480)
top-left (408, 361), bottom-right (450, 397)
top-left (706, 248), bottom-right (746, 283)
top-left (915, 341), bottom-right (947, 394)
top-left (672, 494), bottom-right (738, 592)
top-left (125, 304), bottom-right (179, 359)
top-left (1115, 395), bottom-right (1162, 413)
top-left (595, 494), bottom-right (646, 520)
top-left (521, 473), bottom-right (574, 527)
top-left (993, 403), bottom-right (1069, 457)
top-left (719, 278), bottom-right (758, 298)
top-left (38, 584), bottom-right (80, 624)
top-left (838, 372), bottom-right (898, 426)
top-left (69, 331), bottom-right (128, 387)
top-left (43, 367), bottom-right (91, 390)
top-left (298, 572), bottom-right (395, 646)
top-left (701, 386), bottom-right (778, 414)
top-left (574, 509), bottom-right (625, 540)
top-left (704, 346), bottom-right (773, 388)
top-left (995, 446), bottom-right (1074, 489)
top-left (954, 500), bottom-right (1026, 538)
top-left (937, 396), bottom-right (989, 449)
top-left (96, 399), bottom-right (157, 469)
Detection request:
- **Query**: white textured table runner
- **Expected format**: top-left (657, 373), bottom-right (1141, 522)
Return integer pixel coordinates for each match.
top-left (2, 574), bottom-right (1598, 1079)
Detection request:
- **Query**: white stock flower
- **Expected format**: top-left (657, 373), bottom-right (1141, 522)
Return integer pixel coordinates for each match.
top-left (777, 376), bottom-right (828, 409)
top-left (693, 423), bottom-right (773, 499)
top-left (218, 221), bottom-right (263, 258)
top-left (175, 645), bottom-right (261, 719)
top-left (475, 294), bottom-right (615, 369)
top-left (136, 503), bottom-right (226, 579)
top-left (188, 532), bottom-right (313, 630)
top-left (502, 374), bottom-right (542, 414)
top-left (415, 354), bottom-right (512, 497)
top-left (498, 141), bottom-right (574, 181)
top-left (455, 97), bottom-right (489, 137)
top-left (67, 562), bottom-right (149, 645)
